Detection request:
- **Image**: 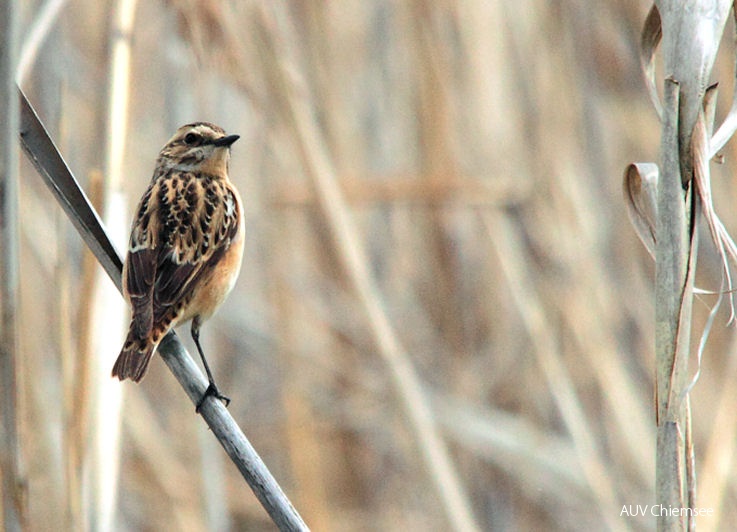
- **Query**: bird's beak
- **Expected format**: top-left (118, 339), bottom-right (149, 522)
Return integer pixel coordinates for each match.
top-left (212, 134), bottom-right (240, 148)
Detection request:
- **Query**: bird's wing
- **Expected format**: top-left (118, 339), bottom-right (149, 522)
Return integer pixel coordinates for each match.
top-left (124, 181), bottom-right (158, 339)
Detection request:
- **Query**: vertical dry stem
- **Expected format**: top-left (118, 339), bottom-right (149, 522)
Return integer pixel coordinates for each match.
top-left (0, 2), bottom-right (26, 530)
top-left (87, 0), bottom-right (138, 528)
top-left (655, 77), bottom-right (693, 532)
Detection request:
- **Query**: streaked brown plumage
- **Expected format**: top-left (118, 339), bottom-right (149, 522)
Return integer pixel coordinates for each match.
top-left (112, 122), bottom-right (244, 410)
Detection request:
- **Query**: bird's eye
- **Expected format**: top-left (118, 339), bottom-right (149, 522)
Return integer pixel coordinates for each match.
top-left (184, 133), bottom-right (200, 145)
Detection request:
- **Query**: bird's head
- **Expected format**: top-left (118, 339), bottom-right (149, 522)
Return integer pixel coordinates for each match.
top-left (156, 122), bottom-right (239, 174)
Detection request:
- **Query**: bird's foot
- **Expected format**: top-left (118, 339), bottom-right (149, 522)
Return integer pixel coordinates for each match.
top-left (195, 382), bottom-right (231, 413)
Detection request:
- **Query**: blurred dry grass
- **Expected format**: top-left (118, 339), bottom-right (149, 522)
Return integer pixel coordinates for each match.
top-left (13, 0), bottom-right (737, 530)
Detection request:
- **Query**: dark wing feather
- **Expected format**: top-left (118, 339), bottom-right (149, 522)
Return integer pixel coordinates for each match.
top-left (125, 248), bottom-right (156, 338)
top-left (154, 252), bottom-right (197, 304)
top-left (126, 248), bottom-right (156, 295)
top-left (124, 182), bottom-right (160, 340)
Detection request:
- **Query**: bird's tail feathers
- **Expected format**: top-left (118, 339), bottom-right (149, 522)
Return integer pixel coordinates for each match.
top-left (112, 330), bottom-right (158, 382)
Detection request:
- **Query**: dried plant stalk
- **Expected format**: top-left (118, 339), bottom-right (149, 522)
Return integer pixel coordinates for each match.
top-left (85, 0), bottom-right (139, 528)
top-left (633, 3), bottom-right (733, 530)
top-left (0, 2), bottom-right (26, 530)
top-left (655, 76), bottom-right (693, 531)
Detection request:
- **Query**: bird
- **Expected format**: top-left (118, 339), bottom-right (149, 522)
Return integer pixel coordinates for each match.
top-left (112, 122), bottom-right (244, 412)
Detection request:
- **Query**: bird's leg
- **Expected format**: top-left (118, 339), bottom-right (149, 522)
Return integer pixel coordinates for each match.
top-left (191, 317), bottom-right (231, 412)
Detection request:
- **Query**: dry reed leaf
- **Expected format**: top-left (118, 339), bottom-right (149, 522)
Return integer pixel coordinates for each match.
top-left (640, 4), bottom-right (662, 120)
top-left (685, 102), bottom-right (737, 398)
top-left (623, 162), bottom-right (658, 258)
top-left (685, 401), bottom-right (696, 531)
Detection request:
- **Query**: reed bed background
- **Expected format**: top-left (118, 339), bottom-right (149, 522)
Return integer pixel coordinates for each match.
top-left (9, 0), bottom-right (737, 530)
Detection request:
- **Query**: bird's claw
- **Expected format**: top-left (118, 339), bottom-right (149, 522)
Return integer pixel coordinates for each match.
top-left (196, 382), bottom-right (231, 413)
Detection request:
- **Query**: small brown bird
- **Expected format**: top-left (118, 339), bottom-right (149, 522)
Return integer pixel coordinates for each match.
top-left (112, 122), bottom-right (244, 411)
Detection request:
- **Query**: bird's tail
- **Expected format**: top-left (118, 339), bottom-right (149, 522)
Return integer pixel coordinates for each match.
top-left (112, 328), bottom-right (158, 382)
